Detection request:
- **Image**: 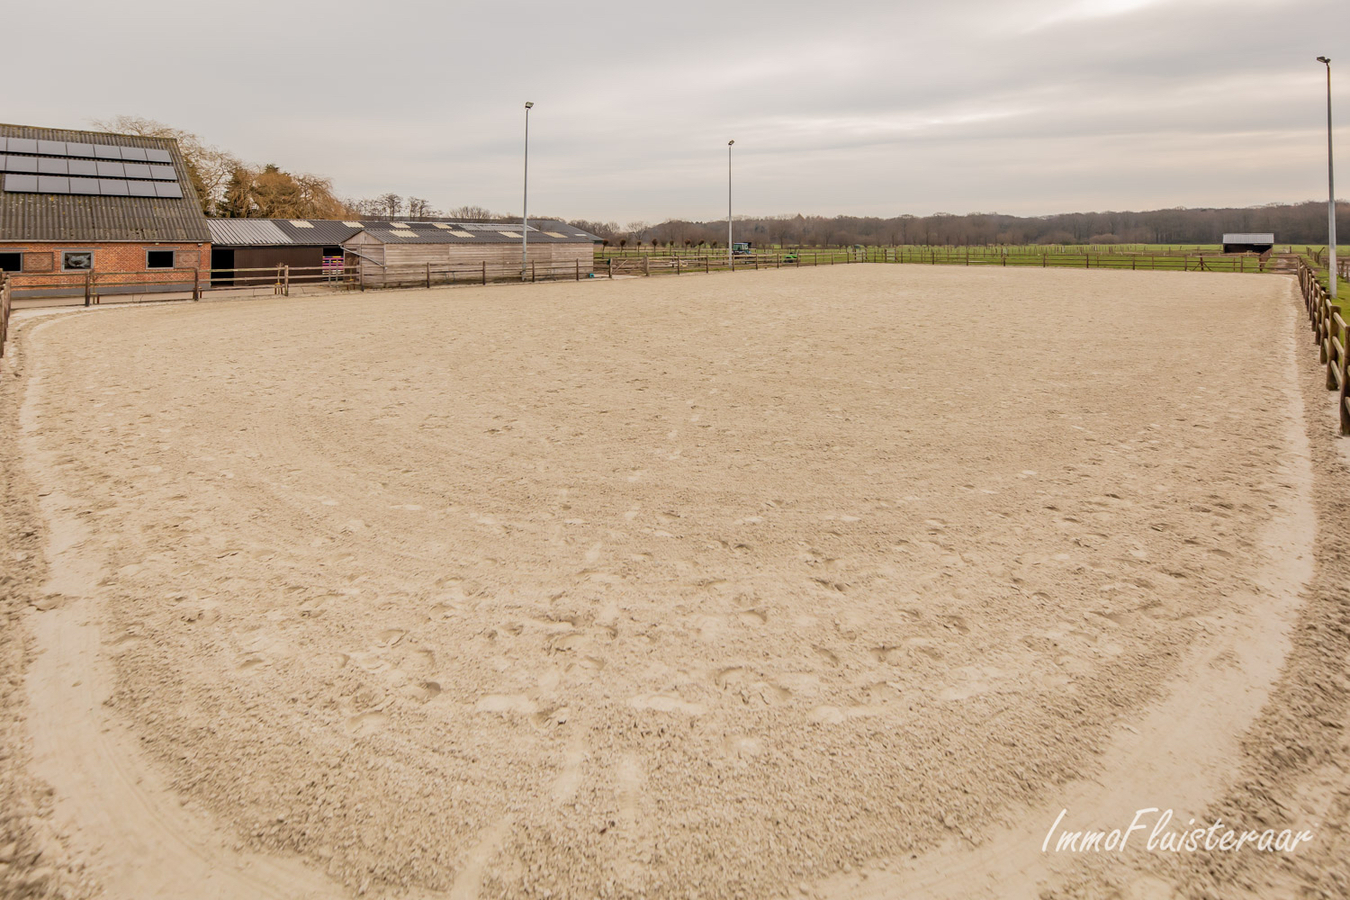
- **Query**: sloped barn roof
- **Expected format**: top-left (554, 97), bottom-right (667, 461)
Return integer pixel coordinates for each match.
top-left (0, 122), bottom-right (209, 243)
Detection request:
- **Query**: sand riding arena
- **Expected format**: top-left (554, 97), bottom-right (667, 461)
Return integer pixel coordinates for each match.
top-left (1, 265), bottom-right (1348, 900)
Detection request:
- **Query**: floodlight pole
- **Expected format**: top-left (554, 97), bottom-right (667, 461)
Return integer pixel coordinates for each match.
top-left (728, 140), bottom-right (735, 269)
top-left (523, 101), bottom-right (534, 282)
top-left (1318, 58), bottom-right (1337, 298)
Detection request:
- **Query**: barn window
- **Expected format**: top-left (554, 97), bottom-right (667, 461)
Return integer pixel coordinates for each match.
top-left (146, 249), bottom-right (175, 269)
top-left (0, 252), bottom-right (22, 272)
top-left (62, 250), bottom-right (93, 271)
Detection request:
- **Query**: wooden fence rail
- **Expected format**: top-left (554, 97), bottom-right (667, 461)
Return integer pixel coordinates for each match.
top-left (1298, 258), bottom-right (1350, 435)
top-left (597, 247), bottom-right (1271, 274)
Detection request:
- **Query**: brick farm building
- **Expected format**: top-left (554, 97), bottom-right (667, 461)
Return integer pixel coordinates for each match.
top-left (0, 123), bottom-right (210, 297)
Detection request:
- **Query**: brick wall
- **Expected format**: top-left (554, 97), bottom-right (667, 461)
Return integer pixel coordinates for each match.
top-left (0, 241), bottom-right (210, 294)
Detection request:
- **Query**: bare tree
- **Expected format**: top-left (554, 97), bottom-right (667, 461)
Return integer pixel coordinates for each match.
top-left (92, 115), bottom-right (241, 215)
top-left (408, 197), bottom-right (438, 219)
top-left (377, 193), bottom-right (403, 218)
top-left (446, 205), bottom-right (497, 221)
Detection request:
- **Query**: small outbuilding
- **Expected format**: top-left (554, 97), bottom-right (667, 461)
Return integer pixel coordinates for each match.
top-left (207, 218), bottom-right (360, 285)
top-left (1221, 233), bottom-right (1275, 254)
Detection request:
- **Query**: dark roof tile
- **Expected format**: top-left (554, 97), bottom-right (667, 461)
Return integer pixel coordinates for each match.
top-left (0, 122), bottom-right (210, 243)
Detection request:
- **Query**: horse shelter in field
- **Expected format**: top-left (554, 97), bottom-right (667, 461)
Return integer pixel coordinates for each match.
top-left (0, 122), bottom-right (210, 297)
top-left (1221, 233), bottom-right (1275, 254)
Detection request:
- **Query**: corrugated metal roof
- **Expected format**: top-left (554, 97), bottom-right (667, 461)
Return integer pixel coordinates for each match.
top-left (207, 219), bottom-right (291, 245)
top-left (205, 218), bottom-right (603, 247)
top-left (353, 226), bottom-right (592, 245)
top-left (0, 122), bottom-right (210, 243)
top-left (1221, 233), bottom-right (1274, 243)
top-left (271, 219), bottom-right (364, 245)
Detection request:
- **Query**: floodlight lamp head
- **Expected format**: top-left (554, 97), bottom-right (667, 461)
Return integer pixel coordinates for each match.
top-left (1317, 56), bottom-right (1330, 65)
top-left (728, 139), bottom-right (735, 146)
top-left (525, 101), bottom-right (534, 109)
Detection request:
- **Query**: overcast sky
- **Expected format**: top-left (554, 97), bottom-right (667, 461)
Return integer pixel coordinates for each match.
top-left (6, 0), bottom-right (1347, 222)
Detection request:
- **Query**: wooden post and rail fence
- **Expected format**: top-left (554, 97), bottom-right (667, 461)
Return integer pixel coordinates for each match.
top-left (1297, 257), bottom-right (1350, 435)
top-left (0, 251), bottom-right (1330, 369)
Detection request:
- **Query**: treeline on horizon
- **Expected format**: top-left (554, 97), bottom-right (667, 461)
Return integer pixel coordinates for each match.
top-left (569, 202), bottom-right (1349, 249)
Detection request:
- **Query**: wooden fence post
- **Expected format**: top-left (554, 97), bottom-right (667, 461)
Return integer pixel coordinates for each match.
top-left (576, 259), bottom-right (580, 281)
top-left (0, 277), bottom-right (8, 358)
top-left (84, 272), bottom-right (92, 307)
top-left (482, 261), bottom-right (487, 285)
top-left (193, 268), bottom-right (201, 300)
top-left (644, 256), bottom-right (650, 277)
top-left (283, 265), bottom-right (290, 297)
top-left (426, 262), bottom-right (431, 289)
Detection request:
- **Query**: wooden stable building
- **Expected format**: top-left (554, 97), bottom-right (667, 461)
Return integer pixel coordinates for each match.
top-left (342, 221), bottom-right (598, 285)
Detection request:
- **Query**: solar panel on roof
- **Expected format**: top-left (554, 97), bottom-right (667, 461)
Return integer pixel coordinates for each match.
top-left (5, 156), bottom-right (37, 174)
top-left (123, 163), bottom-right (152, 179)
top-left (68, 159), bottom-right (97, 177)
top-left (94, 145), bottom-right (121, 159)
top-left (145, 148), bottom-right (172, 163)
top-left (127, 181), bottom-right (157, 197)
top-left (37, 176), bottom-right (70, 194)
top-left (66, 142), bottom-right (95, 157)
top-left (69, 177), bottom-right (100, 196)
top-left (154, 182), bottom-right (183, 199)
top-left (4, 173), bottom-right (38, 192)
top-left (120, 147), bottom-right (148, 162)
top-left (8, 138), bottom-right (37, 154)
top-left (148, 165), bottom-right (175, 181)
top-left (96, 160), bottom-right (125, 177)
top-left (37, 140), bottom-right (67, 156)
top-left (0, 138), bottom-right (6, 153)
top-left (38, 158), bottom-right (69, 175)
top-left (98, 179), bottom-right (129, 195)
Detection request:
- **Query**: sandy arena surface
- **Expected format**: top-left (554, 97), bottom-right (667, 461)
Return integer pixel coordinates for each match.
top-left (2, 265), bottom-right (1349, 900)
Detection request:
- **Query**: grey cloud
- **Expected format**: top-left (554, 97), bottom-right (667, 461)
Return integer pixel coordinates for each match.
top-left (4, 0), bottom-right (1345, 220)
